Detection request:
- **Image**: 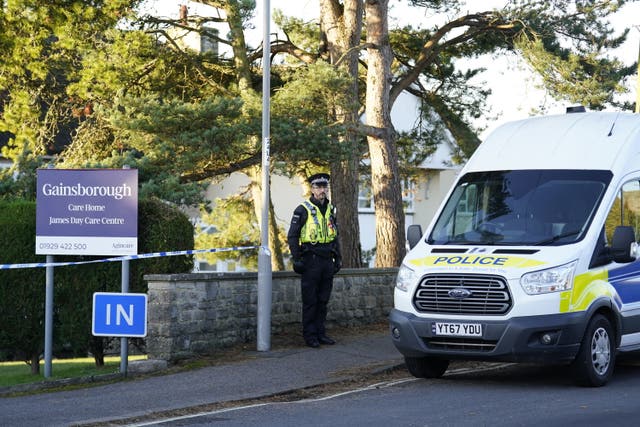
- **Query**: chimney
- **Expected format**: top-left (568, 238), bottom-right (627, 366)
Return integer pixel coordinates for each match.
top-left (179, 4), bottom-right (188, 24)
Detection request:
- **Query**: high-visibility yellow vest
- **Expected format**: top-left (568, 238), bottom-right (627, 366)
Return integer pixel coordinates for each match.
top-left (300, 201), bottom-right (337, 244)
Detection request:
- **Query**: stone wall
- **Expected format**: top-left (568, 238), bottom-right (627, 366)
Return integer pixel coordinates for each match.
top-left (145, 268), bottom-right (397, 361)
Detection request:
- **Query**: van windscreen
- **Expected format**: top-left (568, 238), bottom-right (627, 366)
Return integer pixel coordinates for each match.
top-left (428, 170), bottom-right (613, 246)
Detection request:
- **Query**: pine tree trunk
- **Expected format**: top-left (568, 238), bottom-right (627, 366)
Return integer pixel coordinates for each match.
top-left (320, 0), bottom-right (364, 268)
top-left (365, 0), bottom-right (405, 267)
top-left (91, 336), bottom-right (106, 367)
top-left (250, 167), bottom-right (285, 271)
top-left (268, 199), bottom-right (285, 270)
top-left (29, 353), bottom-right (40, 375)
top-left (331, 156), bottom-right (362, 267)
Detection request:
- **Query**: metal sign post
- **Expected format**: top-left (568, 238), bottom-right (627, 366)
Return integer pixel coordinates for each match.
top-left (44, 255), bottom-right (54, 378)
top-left (120, 259), bottom-right (130, 375)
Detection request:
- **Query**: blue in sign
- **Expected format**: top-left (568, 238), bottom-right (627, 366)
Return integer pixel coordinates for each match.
top-left (92, 292), bottom-right (147, 337)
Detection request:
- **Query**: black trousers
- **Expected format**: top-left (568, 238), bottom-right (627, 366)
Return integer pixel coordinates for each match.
top-left (300, 253), bottom-right (334, 341)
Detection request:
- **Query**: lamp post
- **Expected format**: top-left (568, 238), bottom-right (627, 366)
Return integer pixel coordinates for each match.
top-left (257, 0), bottom-right (272, 352)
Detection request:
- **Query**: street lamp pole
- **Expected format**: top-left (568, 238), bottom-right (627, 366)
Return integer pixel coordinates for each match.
top-left (257, 0), bottom-right (272, 352)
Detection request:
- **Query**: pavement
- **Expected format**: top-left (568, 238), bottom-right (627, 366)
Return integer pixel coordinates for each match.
top-left (0, 326), bottom-right (404, 427)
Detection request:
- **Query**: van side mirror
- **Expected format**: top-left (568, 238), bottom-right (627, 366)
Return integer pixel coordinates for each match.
top-left (407, 224), bottom-right (423, 249)
top-left (611, 226), bottom-right (638, 263)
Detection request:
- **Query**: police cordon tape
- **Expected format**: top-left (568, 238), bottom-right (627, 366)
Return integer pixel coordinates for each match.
top-left (0, 246), bottom-right (261, 270)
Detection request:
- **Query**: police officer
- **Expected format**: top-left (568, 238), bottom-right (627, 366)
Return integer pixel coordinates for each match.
top-left (287, 173), bottom-right (342, 348)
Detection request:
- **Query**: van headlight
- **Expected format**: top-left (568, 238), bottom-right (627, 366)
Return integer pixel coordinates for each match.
top-left (396, 264), bottom-right (417, 292)
top-left (520, 261), bottom-right (577, 295)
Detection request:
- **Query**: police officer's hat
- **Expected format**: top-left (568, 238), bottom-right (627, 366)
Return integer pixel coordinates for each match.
top-left (308, 173), bottom-right (330, 186)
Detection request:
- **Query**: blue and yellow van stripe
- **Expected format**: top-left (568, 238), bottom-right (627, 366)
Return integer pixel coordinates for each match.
top-left (560, 263), bottom-right (640, 312)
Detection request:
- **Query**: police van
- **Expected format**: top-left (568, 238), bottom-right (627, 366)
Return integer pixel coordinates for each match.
top-left (390, 110), bottom-right (640, 386)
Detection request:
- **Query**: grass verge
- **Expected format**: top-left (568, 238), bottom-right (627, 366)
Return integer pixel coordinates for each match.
top-left (0, 355), bottom-right (147, 388)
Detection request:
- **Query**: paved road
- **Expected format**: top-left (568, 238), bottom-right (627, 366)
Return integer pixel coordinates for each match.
top-left (128, 360), bottom-right (640, 427)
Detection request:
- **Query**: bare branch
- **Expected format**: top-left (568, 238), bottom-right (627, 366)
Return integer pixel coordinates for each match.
top-left (250, 39), bottom-right (319, 64)
top-left (390, 12), bottom-right (519, 104)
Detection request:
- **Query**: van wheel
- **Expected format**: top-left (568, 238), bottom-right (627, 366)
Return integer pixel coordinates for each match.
top-left (571, 314), bottom-right (615, 387)
top-left (404, 356), bottom-right (449, 378)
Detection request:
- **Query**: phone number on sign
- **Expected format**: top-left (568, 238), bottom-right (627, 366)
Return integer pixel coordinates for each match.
top-left (38, 242), bottom-right (88, 251)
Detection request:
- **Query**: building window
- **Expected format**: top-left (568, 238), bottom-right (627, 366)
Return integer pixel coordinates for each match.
top-left (402, 178), bottom-right (415, 212)
top-left (358, 176), bottom-right (414, 213)
top-left (201, 26), bottom-right (219, 55)
top-left (358, 182), bottom-right (374, 211)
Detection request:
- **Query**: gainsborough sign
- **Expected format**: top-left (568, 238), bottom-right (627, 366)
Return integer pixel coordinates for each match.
top-left (36, 169), bottom-right (138, 256)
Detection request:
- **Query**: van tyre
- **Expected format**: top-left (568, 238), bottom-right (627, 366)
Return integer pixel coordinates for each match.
top-left (571, 314), bottom-right (615, 387)
top-left (404, 356), bottom-right (449, 378)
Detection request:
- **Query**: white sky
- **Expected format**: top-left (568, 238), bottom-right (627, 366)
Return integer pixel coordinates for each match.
top-left (143, 0), bottom-right (640, 138)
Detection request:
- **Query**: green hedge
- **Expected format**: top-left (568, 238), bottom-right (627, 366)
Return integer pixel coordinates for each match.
top-left (0, 198), bottom-right (194, 368)
top-left (0, 201), bottom-right (46, 368)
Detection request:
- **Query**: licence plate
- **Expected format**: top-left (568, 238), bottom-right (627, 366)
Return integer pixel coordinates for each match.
top-left (432, 322), bottom-right (482, 337)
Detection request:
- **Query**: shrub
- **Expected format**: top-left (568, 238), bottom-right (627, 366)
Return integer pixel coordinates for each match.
top-left (0, 197), bottom-right (194, 370)
top-left (0, 201), bottom-right (46, 373)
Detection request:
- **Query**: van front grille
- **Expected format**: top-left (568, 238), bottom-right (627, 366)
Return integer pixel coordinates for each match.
top-left (413, 274), bottom-right (511, 315)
